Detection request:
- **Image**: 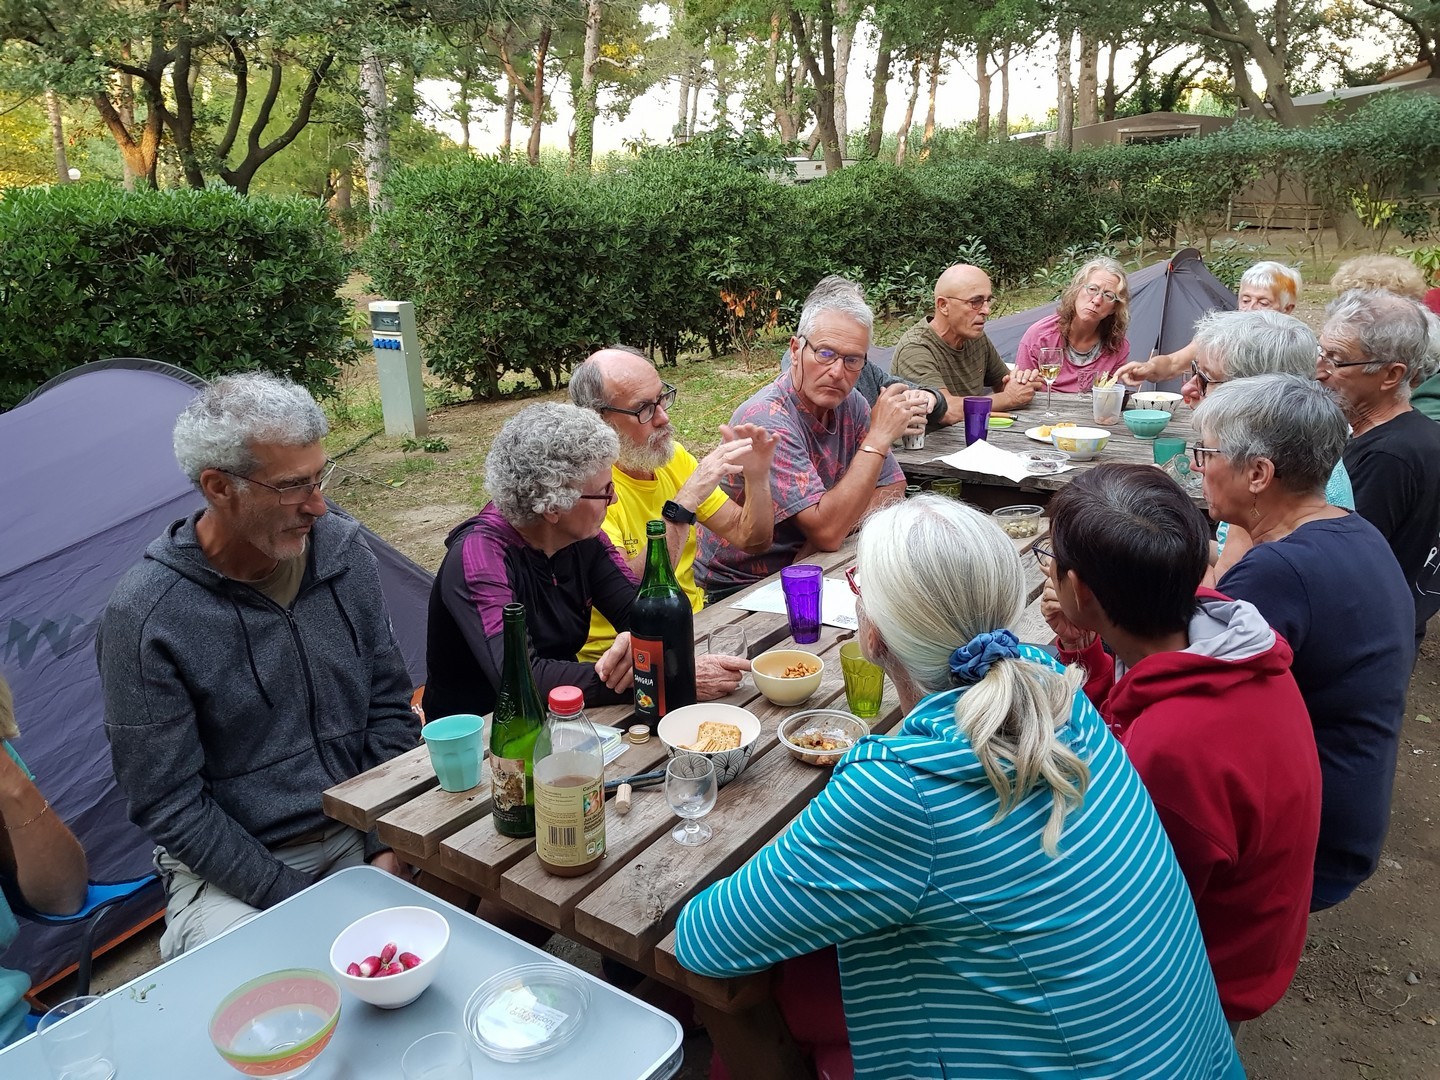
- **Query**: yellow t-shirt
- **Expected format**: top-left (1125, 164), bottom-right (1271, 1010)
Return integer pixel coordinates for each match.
top-left (578, 442), bottom-right (729, 662)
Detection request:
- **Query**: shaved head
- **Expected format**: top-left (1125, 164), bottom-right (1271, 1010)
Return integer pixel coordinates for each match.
top-left (935, 264), bottom-right (991, 305)
top-left (932, 264), bottom-right (995, 344)
top-left (572, 345), bottom-right (675, 474)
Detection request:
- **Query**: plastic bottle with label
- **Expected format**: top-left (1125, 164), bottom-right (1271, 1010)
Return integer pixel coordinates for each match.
top-left (630, 520), bottom-right (697, 728)
top-left (491, 603), bottom-right (544, 838)
top-left (534, 686), bottom-right (606, 876)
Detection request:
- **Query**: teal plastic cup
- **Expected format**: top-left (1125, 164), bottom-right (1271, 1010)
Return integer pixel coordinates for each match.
top-left (422, 714), bottom-right (484, 792)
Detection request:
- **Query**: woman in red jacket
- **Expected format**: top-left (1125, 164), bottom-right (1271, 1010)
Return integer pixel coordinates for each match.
top-left (1038, 463), bottom-right (1321, 1028)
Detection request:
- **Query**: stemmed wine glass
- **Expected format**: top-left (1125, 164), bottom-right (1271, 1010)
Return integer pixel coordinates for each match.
top-left (665, 753), bottom-right (717, 846)
top-left (1037, 346), bottom-right (1063, 419)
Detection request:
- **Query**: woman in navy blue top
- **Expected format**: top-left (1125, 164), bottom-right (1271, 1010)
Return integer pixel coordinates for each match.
top-left (1194, 374), bottom-right (1415, 910)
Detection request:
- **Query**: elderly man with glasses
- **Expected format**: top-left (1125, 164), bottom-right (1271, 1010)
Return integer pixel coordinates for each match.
top-left (697, 275), bottom-right (929, 598)
top-left (1317, 288), bottom-right (1440, 645)
top-left (569, 346), bottom-right (776, 668)
top-left (98, 373), bottom-right (420, 959)
top-left (892, 263), bottom-right (1035, 420)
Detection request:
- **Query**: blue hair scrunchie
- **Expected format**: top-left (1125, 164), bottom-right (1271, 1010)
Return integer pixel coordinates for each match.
top-left (949, 629), bottom-right (1021, 685)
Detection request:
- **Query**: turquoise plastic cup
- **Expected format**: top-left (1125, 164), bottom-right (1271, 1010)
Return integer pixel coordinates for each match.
top-left (422, 714), bottom-right (484, 792)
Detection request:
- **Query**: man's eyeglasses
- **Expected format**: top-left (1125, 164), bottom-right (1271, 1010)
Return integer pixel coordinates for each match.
top-left (1189, 445), bottom-right (1222, 468)
top-left (799, 338), bottom-right (867, 372)
top-left (1031, 541), bottom-right (1056, 572)
top-left (1082, 283), bottom-right (1121, 304)
top-left (577, 482), bottom-right (617, 503)
top-left (1187, 359), bottom-right (1217, 395)
top-left (600, 383), bottom-right (678, 425)
top-left (1316, 345), bottom-right (1374, 372)
top-left (221, 460), bottom-right (336, 505)
top-left (845, 564), bottom-right (861, 595)
top-left (940, 294), bottom-right (995, 311)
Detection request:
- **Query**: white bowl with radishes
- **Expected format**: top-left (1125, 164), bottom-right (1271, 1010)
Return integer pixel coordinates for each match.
top-left (328, 905), bottom-right (450, 1009)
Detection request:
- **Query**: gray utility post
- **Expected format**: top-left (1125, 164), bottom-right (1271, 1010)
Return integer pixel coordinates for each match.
top-left (368, 300), bottom-right (428, 438)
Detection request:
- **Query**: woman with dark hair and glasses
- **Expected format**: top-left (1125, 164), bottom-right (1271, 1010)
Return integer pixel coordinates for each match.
top-left (423, 403), bottom-right (750, 719)
top-left (1014, 257), bottom-right (1131, 392)
top-left (1191, 374), bottom-right (1415, 912)
top-left (1039, 463), bottom-right (1319, 1028)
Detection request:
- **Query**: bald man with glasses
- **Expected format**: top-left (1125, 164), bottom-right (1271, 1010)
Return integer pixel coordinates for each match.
top-left (893, 264), bottom-right (1035, 420)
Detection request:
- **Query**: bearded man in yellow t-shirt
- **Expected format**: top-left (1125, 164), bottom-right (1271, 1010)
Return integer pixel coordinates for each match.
top-left (570, 346), bottom-right (777, 663)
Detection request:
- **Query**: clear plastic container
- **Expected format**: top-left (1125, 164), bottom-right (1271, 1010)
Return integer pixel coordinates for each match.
top-left (992, 505), bottom-right (1045, 539)
top-left (464, 963), bottom-right (591, 1062)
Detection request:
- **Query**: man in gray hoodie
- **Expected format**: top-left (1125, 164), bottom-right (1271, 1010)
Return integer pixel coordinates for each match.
top-left (98, 373), bottom-right (419, 958)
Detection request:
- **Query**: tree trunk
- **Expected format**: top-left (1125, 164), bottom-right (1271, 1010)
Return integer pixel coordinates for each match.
top-left (573, 0), bottom-right (604, 169)
top-left (1103, 41), bottom-right (1118, 121)
top-left (895, 56), bottom-right (921, 165)
top-left (787, 1), bottom-right (842, 170)
top-left (715, 30), bottom-right (731, 126)
top-left (1056, 27), bottom-right (1074, 151)
top-left (360, 48), bottom-right (391, 217)
top-left (975, 41), bottom-right (991, 143)
top-left (456, 73), bottom-right (472, 152)
top-left (676, 64), bottom-right (691, 138)
top-left (1077, 30), bottom-right (1099, 128)
top-left (688, 67), bottom-right (700, 135)
top-left (45, 89), bottom-right (71, 183)
top-left (997, 44), bottom-right (1010, 139)
top-left (334, 167), bottom-right (352, 211)
top-left (502, 77), bottom-right (516, 155)
top-left (833, 0), bottom-right (852, 152)
top-left (527, 27), bottom-right (552, 165)
top-left (921, 44), bottom-right (940, 157)
top-left (865, 26), bottom-right (892, 158)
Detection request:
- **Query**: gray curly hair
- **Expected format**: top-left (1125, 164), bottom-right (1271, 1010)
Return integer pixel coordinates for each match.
top-left (486, 403), bottom-right (619, 526)
top-left (173, 373), bottom-right (328, 487)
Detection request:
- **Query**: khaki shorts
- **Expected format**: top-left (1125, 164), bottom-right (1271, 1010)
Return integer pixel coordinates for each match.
top-left (155, 826), bottom-right (365, 960)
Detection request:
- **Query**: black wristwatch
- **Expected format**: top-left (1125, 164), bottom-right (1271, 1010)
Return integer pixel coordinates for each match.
top-left (661, 499), bottom-right (697, 525)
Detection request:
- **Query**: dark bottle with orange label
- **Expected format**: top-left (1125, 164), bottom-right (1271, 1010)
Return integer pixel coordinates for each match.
top-left (630, 520), bottom-right (696, 728)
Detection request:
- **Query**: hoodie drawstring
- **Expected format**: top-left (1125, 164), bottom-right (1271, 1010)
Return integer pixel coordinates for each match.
top-left (226, 589), bottom-right (274, 709)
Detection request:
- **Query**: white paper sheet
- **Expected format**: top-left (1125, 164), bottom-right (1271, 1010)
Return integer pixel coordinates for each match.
top-left (934, 439), bottom-right (1073, 483)
top-left (729, 576), bottom-right (858, 630)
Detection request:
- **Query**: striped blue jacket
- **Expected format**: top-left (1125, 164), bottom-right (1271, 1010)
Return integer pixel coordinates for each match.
top-left (675, 648), bottom-right (1244, 1079)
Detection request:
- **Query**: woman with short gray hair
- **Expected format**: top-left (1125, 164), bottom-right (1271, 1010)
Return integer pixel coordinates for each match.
top-left (422, 402), bottom-right (639, 720)
top-left (679, 495), bottom-right (1242, 1078)
top-left (1193, 374), bottom-right (1416, 912)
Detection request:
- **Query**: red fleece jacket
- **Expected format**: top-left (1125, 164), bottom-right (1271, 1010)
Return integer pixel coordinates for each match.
top-left (1060, 592), bottom-right (1322, 1021)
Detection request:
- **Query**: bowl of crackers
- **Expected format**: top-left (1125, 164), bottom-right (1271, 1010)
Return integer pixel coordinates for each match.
top-left (778, 710), bottom-right (868, 767)
top-left (750, 649), bottom-right (825, 707)
top-left (657, 703), bottom-right (763, 787)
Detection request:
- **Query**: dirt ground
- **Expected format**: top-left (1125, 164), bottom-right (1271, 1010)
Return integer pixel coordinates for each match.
top-left (74, 273), bottom-right (1440, 1078)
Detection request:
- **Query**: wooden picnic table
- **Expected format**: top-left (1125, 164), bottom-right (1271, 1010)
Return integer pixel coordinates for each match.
top-left (324, 524), bottom-right (1051, 1079)
top-left (893, 390), bottom-right (1198, 505)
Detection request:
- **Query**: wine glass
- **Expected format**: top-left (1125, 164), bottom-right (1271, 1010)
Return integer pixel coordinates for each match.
top-left (665, 753), bottom-right (717, 846)
top-left (1037, 346), bottom-right (1063, 419)
top-left (706, 626), bottom-right (748, 660)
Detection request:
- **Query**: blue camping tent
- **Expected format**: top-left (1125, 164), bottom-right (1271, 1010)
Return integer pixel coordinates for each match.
top-left (0, 361), bottom-right (432, 987)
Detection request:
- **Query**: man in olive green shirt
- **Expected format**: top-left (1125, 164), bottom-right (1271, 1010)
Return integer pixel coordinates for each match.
top-left (893, 264), bottom-right (1034, 424)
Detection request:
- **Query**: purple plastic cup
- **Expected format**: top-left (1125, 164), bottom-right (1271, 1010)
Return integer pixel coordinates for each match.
top-left (962, 397), bottom-right (993, 445)
top-left (780, 564), bottom-right (823, 644)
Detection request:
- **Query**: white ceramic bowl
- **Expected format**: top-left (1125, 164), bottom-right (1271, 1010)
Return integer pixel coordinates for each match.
top-left (329, 906), bottom-right (449, 1009)
top-left (1130, 391), bottom-right (1183, 416)
top-left (1049, 425), bottom-right (1110, 461)
top-left (750, 649), bottom-right (825, 707)
top-left (657, 702), bottom-right (763, 787)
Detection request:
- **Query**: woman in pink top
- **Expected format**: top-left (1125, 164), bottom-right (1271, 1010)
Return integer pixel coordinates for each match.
top-left (1015, 257), bottom-right (1131, 393)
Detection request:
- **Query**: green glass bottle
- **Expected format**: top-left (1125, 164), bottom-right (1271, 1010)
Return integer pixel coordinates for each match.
top-left (491, 603), bottom-right (544, 838)
top-left (630, 520), bottom-right (696, 728)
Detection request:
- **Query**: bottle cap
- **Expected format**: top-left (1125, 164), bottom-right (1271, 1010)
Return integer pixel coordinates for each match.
top-left (627, 724), bottom-right (651, 744)
top-left (548, 686), bottom-right (584, 715)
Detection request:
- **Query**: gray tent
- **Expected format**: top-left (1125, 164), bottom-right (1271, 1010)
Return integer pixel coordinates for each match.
top-left (0, 361), bottom-right (432, 987)
top-left (985, 247), bottom-right (1237, 390)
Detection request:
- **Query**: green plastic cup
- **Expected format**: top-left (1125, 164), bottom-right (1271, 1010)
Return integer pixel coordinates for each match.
top-left (839, 642), bottom-right (885, 719)
top-left (422, 713), bottom-right (484, 792)
top-left (1153, 436), bottom-right (1186, 467)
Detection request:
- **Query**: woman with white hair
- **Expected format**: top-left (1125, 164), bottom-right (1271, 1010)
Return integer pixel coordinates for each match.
top-left (1014, 257), bottom-right (1131, 392)
top-left (424, 403), bottom-right (646, 719)
top-left (677, 496), bottom-right (1242, 1079)
top-left (1193, 374), bottom-right (1415, 910)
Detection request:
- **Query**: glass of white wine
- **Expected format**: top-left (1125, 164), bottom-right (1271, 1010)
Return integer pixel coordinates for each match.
top-left (1037, 346), bottom-right (1063, 418)
top-left (665, 753), bottom-right (717, 846)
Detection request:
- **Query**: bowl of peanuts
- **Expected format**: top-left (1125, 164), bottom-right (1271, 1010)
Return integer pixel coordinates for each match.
top-left (778, 709), bottom-right (869, 767)
top-left (750, 649), bottom-right (825, 707)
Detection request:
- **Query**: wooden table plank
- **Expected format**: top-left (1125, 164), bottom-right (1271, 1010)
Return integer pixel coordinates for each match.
top-left (322, 744), bottom-right (436, 832)
top-left (894, 392), bottom-right (1197, 500)
top-left (376, 760), bottom-right (495, 859)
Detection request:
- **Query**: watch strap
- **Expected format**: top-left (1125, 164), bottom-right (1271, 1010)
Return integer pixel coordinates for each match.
top-left (662, 499), bottom-right (697, 525)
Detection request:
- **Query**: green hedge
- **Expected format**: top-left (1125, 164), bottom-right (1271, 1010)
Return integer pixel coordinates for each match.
top-left (0, 186), bottom-right (354, 411)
